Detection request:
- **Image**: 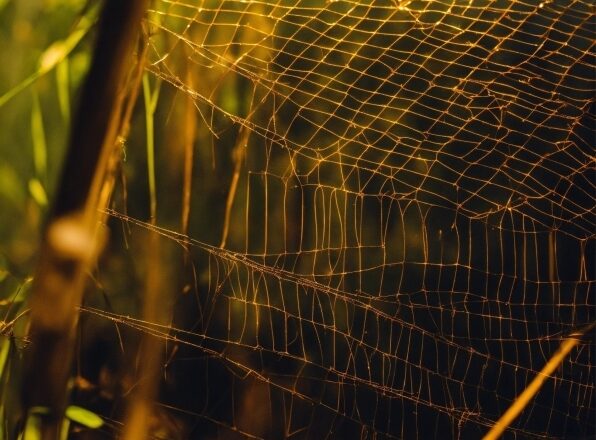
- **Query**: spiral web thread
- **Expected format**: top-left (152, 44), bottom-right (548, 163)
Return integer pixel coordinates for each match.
top-left (91, 1), bottom-right (594, 438)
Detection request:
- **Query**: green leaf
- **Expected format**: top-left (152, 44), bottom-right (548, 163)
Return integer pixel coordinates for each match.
top-left (56, 59), bottom-right (71, 124)
top-left (59, 418), bottom-right (70, 440)
top-left (31, 91), bottom-right (47, 181)
top-left (28, 179), bottom-right (48, 207)
top-left (143, 73), bottom-right (161, 220)
top-left (37, 13), bottom-right (94, 76)
top-left (65, 405), bottom-right (103, 429)
top-left (0, 4), bottom-right (98, 108)
top-left (0, 337), bottom-right (11, 381)
top-left (22, 411), bottom-right (43, 440)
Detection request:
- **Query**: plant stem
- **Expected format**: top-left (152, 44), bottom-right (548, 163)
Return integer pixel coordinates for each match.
top-left (23, 1), bottom-right (148, 438)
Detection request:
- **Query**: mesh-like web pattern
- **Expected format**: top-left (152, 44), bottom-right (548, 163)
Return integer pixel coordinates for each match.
top-left (96, 1), bottom-right (595, 438)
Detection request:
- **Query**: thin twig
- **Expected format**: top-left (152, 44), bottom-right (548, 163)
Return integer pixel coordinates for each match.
top-left (484, 322), bottom-right (596, 440)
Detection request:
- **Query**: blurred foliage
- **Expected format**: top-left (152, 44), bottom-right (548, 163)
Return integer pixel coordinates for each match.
top-left (0, 1), bottom-right (95, 437)
top-left (0, 0), bottom-right (593, 438)
top-left (0, 0), bottom-right (93, 275)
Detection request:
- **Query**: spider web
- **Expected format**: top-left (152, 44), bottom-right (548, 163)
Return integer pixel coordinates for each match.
top-left (84, 1), bottom-right (594, 438)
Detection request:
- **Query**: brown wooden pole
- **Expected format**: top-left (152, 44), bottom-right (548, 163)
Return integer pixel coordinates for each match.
top-left (23, 1), bottom-right (147, 438)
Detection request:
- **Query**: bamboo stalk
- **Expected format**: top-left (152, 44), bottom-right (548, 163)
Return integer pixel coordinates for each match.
top-left (23, 1), bottom-right (148, 438)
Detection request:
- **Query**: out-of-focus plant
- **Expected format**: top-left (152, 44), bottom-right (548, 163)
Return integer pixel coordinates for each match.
top-left (0, 1), bottom-right (95, 273)
top-left (0, 1), bottom-right (98, 436)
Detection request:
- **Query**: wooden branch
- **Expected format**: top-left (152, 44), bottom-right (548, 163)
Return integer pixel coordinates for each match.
top-left (23, 1), bottom-right (148, 438)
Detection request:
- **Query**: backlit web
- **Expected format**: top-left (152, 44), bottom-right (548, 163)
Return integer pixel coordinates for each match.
top-left (85, 1), bottom-right (594, 438)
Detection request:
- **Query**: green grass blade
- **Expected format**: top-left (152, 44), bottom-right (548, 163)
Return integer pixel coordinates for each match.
top-left (31, 91), bottom-right (47, 183)
top-left (65, 405), bottom-right (103, 429)
top-left (0, 338), bottom-right (10, 383)
top-left (22, 412), bottom-right (42, 440)
top-left (0, 73), bottom-right (38, 110)
top-left (0, 5), bottom-right (97, 108)
top-left (59, 418), bottom-right (69, 440)
top-left (28, 179), bottom-right (48, 207)
top-left (56, 59), bottom-right (70, 124)
top-left (143, 73), bottom-right (161, 221)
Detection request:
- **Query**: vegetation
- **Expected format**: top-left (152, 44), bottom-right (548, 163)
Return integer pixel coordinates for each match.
top-left (0, 1), bottom-right (594, 439)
